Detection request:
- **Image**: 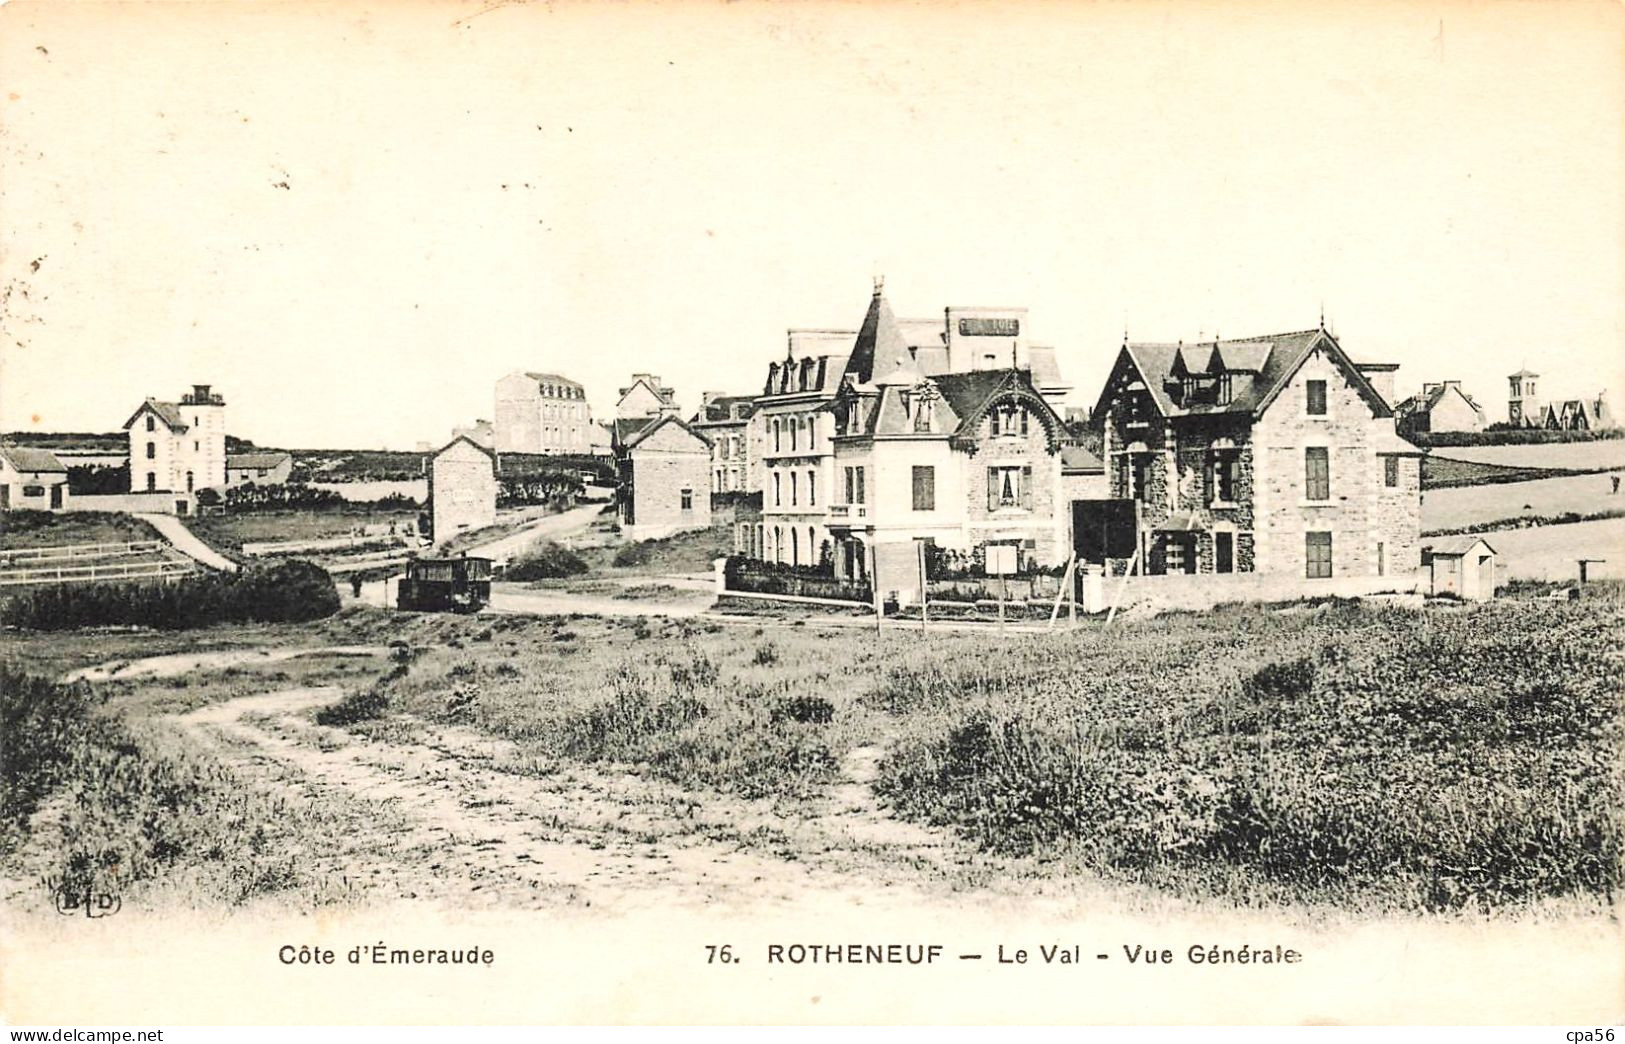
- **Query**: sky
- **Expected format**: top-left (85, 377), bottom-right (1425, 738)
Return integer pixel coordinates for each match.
top-left (1, 0), bottom-right (1621, 450)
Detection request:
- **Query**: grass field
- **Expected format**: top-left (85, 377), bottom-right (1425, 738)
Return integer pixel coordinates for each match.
top-left (1420, 456), bottom-right (1569, 490)
top-left (1480, 518), bottom-right (1625, 581)
top-left (0, 511), bottom-right (162, 551)
top-left (4, 595), bottom-right (1617, 917)
top-left (1422, 472), bottom-right (1625, 532)
top-left (1430, 441), bottom-right (1625, 471)
top-left (185, 509), bottom-right (419, 552)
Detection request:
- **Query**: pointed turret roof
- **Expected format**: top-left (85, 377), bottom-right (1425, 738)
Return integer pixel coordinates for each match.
top-left (843, 279), bottom-right (913, 385)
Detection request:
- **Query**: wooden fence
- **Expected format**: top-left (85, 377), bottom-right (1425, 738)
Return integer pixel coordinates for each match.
top-left (0, 541), bottom-right (194, 587)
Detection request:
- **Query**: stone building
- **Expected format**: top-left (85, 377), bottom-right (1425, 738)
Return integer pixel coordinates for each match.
top-left (689, 393), bottom-right (759, 494)
top-left (426, 435), bottom-right (498, 544)
top-left (617, 374), bottom-right (678, 419)
top-left (1394, 380), bottom-right (1486, 435)
top-left (1091, 325), bottom-right (1422, 580)
top-left (822, 358), bottom-right (1082, 602)
top-left (613, 414), bottom-right (711, 540)
top-left (225, 452), bottom-right (293, 487)
top-left (123, 384), bottom-right (227, 501)
top-left (494, 372), bottom-right (592, 455)
top-left (745, 280), bottom-right (1075, 568)
top-left (1507, 369), bottom-right (1542, 427)
top-left (0, 445), bottom-right (69, 511)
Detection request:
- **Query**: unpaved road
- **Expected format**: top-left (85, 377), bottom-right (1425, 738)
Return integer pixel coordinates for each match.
top-left (161, 663), bottom-right (967, 914)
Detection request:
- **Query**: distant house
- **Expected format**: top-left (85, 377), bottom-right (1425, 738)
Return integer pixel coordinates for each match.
top-left (1091, 326), bottom-right (1423, 580)
top-left (494, 372), bottom-right (591, 455)
top-left (123, 384), bottom-right (227, 504)
top-left (451, 419), bottom-right (495, 448)
top-left (225, 451), bottom-right (293, 487)
top-left (0, 445), bottom-right (69, 512)
top-left (617, 373), bottom-right (678, 420)
top-left (1423, 536), bottom-right (1497, 601)
top-left (689, 393), bottom-right (759, 494)
top-left (1394, 380), bottom-right (1486, 435)
top-left (613, 414), bottom-right (711, 540)
top-left (426, 436), bottom-right (498, 543)
top-left (1547, 394), bottom-right (1615, 432)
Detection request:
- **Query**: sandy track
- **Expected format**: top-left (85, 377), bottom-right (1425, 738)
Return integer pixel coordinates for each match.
top-left (171, 685), bottom-right (958, 914)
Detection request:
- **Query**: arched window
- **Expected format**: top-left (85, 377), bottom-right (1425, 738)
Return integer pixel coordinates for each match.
top-left (145, 415), bottom-right (155, 432)
top-left (185, 471), bottom-right (194, 492)
top-left (791, 528), bottom-right (799, 566)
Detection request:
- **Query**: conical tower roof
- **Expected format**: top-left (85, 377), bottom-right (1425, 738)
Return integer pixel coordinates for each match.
top-left (843, 278), bottom-right (913, 385)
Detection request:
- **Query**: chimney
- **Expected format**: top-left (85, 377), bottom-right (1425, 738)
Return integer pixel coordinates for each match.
top-left (702, 391), bottom-right (723, 409)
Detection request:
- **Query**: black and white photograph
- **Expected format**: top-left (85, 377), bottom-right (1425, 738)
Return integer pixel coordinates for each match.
top-left (0, 0), bottom-right (1620, 1029)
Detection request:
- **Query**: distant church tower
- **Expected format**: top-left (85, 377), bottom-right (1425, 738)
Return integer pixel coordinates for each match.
top-left (1508, 368), bottom-right (1541, 427)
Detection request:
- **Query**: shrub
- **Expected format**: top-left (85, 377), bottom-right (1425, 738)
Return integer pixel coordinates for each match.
top-left (505, 542), bottom-right (589, 580)
top-left (314, 688), bottom-right (389, 726)
top-left (611, 542), bottom-right (653, 568)
top-left (773, 694), bottom-right (834, 725)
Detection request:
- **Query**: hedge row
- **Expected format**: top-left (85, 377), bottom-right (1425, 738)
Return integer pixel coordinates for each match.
top-left (0, 560), bottom-right (341, 631)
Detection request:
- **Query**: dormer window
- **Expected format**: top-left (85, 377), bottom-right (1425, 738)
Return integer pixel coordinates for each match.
top-left (991, 403), bottom-right (1028, 437)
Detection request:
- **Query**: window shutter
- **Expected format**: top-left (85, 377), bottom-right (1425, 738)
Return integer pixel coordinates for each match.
top-left (987, 468), bottom-right (999, 511)
top-left (1020, 410), bottom-right (1029, 435)
top-left (1204, 458), bottom-right (1214, 502)
top-left (1021, 466), bottom-right (1033, 509)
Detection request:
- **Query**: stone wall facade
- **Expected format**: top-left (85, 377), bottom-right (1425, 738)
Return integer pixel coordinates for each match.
top-left (429, 438), bottom-right (497, 543)
top-left (619, 421), bottom-right (711, 537)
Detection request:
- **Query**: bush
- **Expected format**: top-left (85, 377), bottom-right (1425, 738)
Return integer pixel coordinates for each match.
top-left (506, 542), bottom-right (589, 580)
top-left (0, 559), bottom-right (341, 631)
top-left (773, 694), bottom-right (834, 725)
top-left (611, 542), bottom-right (653, 568)
top-left (315, 688), bottom-right (390, 726)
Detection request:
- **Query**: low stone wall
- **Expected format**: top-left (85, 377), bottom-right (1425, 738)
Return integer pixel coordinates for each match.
top-left (1110, 569), bottom-right (1424, 613)
top-left (67, 492), bottom-right (188, 515)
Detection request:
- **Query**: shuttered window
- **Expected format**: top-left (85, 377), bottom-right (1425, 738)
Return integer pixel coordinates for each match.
top-left (1307, 380), bottom-right (1328, 416)
top-left (1305, 447), bottom-right (1330, 501)
top-left (1306, 532), bottom-right (1333, 578)
top-left (912, 466), bottom-right (935, 511)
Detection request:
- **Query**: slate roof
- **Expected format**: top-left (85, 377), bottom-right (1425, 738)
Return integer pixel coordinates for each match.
top-left (612, 417), bottom-right (655, 447)
top-left (619, 413), bottom-right (711, 453)
top-left (123, 399), bottom-right (189, 432)
top-left (0, 445), bottom-right (67, 473)
top-left (1425, 536), bottom-right (1497, 557)
top-left (227, 452), bottom-right (291, 470)
top-left (431, 435), bottom-right (497, 462)
top-left (830, 368), bottom-right (1068, 451)
top-left (1028, 345), bottom-right (1067, 388)
top-left (1060, 444), bottom-right (1104, 472)
top-left (1394, 382), bottom-right (1483, 420)
top-left (524, 372), bottom-right (583, 388)
top-left (692, 395), bottom-right (757, 424)
top-left (843, 288), bottom-right (915, 385)
top-left (1096, 329), bottom-right (1393, 421)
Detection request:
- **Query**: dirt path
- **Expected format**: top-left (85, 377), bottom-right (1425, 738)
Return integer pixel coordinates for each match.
top-left (169, 683), bottom-right (963, 914)
top-left (134, 512), bottom-right (240, 573)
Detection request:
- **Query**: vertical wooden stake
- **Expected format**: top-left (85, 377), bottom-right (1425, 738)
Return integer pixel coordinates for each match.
top-left (918, 540), bottom-right (928, 633)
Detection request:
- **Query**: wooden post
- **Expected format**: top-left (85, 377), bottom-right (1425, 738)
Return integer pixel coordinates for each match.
top-left (1047, 553), bottom-right (1077, 630)
top-left (1105, 547), bottom-right (1142, 625)
top-left (918, 540), bottom-right (928, 632)
top-left (870, 543), bottom-right (882, 634)
top-left (999, 573), bottom-right (1006, 633)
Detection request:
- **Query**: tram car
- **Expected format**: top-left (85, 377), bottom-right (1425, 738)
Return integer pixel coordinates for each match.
top-left (396, 556), bottom-right (493, 613)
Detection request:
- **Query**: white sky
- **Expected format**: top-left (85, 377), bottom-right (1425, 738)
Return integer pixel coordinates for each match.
top-left (1, 0), bottom-right (1621, 449)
